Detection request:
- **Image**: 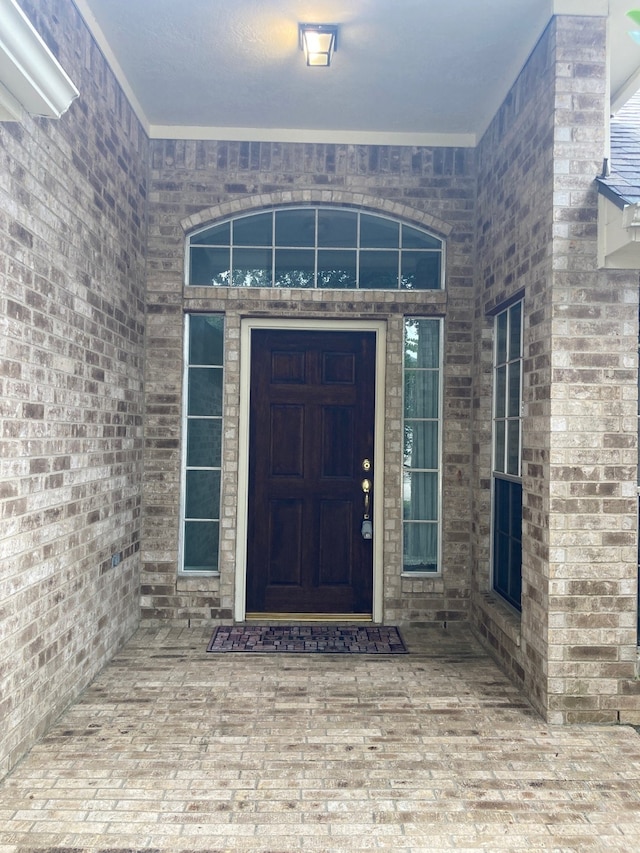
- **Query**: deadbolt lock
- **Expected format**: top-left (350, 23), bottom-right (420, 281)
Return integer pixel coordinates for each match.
top-left (362, 458), bottom-right (371, 472)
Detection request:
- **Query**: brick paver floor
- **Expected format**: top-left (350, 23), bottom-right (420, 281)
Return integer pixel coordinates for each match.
top-left (1, 624), bottom-right (640, 852)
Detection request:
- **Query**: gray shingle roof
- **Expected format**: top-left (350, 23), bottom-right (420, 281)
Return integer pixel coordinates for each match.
top-left (597, 92), bottom-right (640, 207)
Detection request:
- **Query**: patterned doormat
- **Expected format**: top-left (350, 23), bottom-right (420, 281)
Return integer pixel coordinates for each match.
top-left (206, 625), bottom-right (408, 654)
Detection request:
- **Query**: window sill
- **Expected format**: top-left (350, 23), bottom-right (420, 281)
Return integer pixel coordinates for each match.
top-left (476, 591), bottom-right (521, 648)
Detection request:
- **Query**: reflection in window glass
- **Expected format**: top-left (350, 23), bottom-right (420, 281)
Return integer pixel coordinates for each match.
top-left (401, 252), bottom-right (441, 290)
top-left (403, 318), bottom-right (441, 573)
top-left (359, 250), bottom-right (398, 289)
top-left (231, 248), bottom-right (272, 287)
top-left (187, 207), bottom-right (444, 290)
top-left (190, 247), bottom-right (231, 286)
top-left (317, 250), bottom-right (357, 288)
top-left (183, 314), bottom-right (224, 573)
top-left (275, 249), bottom-right (315, 288)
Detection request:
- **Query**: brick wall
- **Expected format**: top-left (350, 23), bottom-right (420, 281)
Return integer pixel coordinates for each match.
top-left (144, 144), bottom-right (476, 625)
top-left (0, 0), bottom-right (148, 777)
top-left (473, 15), bottom-right (639, 722)
top-left (473, 12), bottom-right (558, 712)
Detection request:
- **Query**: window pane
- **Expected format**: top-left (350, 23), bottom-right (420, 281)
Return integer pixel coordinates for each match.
top-left (184, 521), bottom-right (219, 571)
top-left (403, 471), bottom-right (438, 520)
top-left (317, 250), bottom-right (357, 288)
top-left (404, 421), bottom-right (438, 469)
top-left (495, 365), bottom-right (506, 418)
top-left (494, 421), bottom-right (505, 473)
top-left (185, 470), bottom-right (221, 519)
top-left (232, 248), bottom-right (272, 287)
top-left (492, 478), bottom-right (522, 610)
top-left (191, 222), bottom-right (230, 246)
top-left (317, 209), bottom-right (358, 247)
top-left (404, 372), bottom-right (439, 419)
top-left (496, 311), bottom-right (508, 363)
top-left (401, 252), bottom-right (441, 290)
top-left (190, 247), bottom-right (230, 286)
top-left (188, 367), bottom-right (223, 416)
top-left (509, 301), bottom-right (522, 360)
top-left (403, 523), bottom-right (438, 572)
top-left (507, 420), bottom-right (520, 475)
top-left (508, 361), bottom-right (521, 418)
top-left (274, 249), bottom-right (314, 288)
top-left (359, 250), bottom-right (398, 289)
top-left (233, 212), bottom-right (272, 246)
top-left (402, 225), bottom-right (441, 249)
top-left (187, 419), bottom-right (222, 467)
top-left (189, 315), bottom-right (224, 365)
top-left (360, 214), bottom-right (399, 248)
top-left (405, 319), bottom-right (439, 368)
top-left (275, 208), bottom-right (316, 246)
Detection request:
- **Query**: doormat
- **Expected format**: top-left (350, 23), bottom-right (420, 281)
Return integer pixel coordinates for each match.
top-left (206, 625), bottom-right (408, 654)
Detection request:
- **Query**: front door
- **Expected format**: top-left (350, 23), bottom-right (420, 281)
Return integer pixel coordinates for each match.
top-left (246, 329), bottom-right (376, 615)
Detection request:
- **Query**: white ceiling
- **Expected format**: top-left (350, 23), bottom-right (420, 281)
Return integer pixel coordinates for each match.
top-left (73, 0), bottom-right (640, 145)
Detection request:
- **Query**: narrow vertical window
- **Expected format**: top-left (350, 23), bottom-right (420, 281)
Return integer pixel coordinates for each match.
top-left (181, 314), bottom-right (224, 572)
top-left (492, 301), bottom-right (523, 610)
top-left (403, 318), bottom-right (441, 572)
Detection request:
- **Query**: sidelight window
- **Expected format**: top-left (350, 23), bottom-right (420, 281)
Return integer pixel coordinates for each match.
top-left (402, 318), bottom-right (442, 573)
top-left (181, 314), bottom-right (224, 573)
top-left (187, 207), bottom-right (444, 290)
top-left (492, 301), bottom-right (523, 610)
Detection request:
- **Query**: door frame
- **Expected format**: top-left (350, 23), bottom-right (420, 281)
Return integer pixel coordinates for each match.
top-left (234, 318), bottom-right (387, 623)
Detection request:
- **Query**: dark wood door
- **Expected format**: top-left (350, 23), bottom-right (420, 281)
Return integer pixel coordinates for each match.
top-left (246, 329), bottom-right (376, 615)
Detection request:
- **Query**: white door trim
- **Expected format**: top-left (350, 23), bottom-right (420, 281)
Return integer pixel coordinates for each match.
top-left (234, 317), bottom-right (387, 623)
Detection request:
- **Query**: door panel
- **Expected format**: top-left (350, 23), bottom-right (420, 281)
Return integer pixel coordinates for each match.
top-left (247, 329), bottom-right (375, 614)
top-left (270, 405), bottom-right (304, 476)
top-left (268, 499), bottom-right (303, 585)
top-left (321, 407), bottom-right (354, 477)
top-left (318, 500), bottom-right (353, 585)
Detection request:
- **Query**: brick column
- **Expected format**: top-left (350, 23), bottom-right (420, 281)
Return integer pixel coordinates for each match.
top-left (536, 16), bottom-right (638, 723)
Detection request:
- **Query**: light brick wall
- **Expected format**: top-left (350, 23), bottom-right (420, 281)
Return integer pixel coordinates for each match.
top-left (473, 15), bottom-right (639, 722)
top-left (144, 146), bottom-right (476, 625)
top-left (0, 0), bottom-right (148, 777)
top-left (547, 16), bottom-right (639, 723)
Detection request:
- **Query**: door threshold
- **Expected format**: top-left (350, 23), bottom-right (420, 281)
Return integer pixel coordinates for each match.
top-left (245, 612), bottom-right (373, 623)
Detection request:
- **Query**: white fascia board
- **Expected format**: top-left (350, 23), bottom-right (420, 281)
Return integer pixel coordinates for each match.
top-left (0, 0), bottom-right (78, 119)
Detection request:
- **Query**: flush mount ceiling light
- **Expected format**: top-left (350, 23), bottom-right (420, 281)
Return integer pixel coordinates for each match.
top-left (299, 23), bottom-right (338, 67)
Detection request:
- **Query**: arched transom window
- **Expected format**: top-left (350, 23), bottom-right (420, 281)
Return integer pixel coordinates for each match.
top-left (187, 206), bottom-right (444, 290)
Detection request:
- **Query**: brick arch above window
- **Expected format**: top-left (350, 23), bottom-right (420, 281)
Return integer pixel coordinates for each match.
top-left (180, 190), bottom-right (453, 240)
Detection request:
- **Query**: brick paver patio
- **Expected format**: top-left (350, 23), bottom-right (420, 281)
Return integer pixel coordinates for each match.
top-left (1, 624), bottom-right (639, 852)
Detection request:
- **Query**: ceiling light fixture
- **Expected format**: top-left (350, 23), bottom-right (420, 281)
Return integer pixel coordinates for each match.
top-left (299, 23), bottom-right (338, 67)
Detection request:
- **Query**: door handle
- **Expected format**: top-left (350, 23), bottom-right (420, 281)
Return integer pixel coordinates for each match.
top-left (361, 478), bottom-right (372, 539)
top-left (361, 478), bottom-right (371, 515)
